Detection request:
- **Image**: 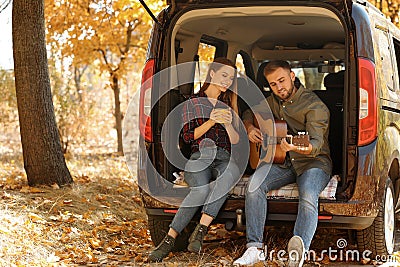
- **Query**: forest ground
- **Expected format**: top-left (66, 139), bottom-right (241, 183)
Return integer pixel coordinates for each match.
top-left (1, 133), bottom-right (399, 266)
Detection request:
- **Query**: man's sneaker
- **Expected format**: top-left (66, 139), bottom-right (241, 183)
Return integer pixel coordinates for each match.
top-left (148, 235), bottom-right (175, 262)
top-left (287, 235), bottom-right (305, 267)
top-left (233, 246), bottom-right (266, 266)
top-left (187, 223), bottom-right (208, 253)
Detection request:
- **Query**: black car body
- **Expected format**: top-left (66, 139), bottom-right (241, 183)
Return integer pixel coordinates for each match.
top-left (137, 0), bottom-right (400, 257)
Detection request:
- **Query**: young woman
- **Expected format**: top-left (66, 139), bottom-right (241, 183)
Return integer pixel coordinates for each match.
top-left (149, 57), bottom-right (241, 262)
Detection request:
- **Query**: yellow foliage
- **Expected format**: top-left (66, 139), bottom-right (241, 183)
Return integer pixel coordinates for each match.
top-left (44, 0), bottom-right (166, 78)
top-left (370, 0), bottom-right (399, 27)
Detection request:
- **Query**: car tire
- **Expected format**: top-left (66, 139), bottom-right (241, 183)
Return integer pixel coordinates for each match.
top-left (357, 178), bottom-right (395, 258)
top-left (148, 215), bottom-right (195, 252)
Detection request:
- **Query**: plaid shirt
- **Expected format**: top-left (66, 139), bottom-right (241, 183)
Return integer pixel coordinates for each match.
top-left (182, 91), bottom-right (232, 154)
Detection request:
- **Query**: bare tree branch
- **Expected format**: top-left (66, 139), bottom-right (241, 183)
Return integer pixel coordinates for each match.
top-left (0, 0), bottom-right (12, 13)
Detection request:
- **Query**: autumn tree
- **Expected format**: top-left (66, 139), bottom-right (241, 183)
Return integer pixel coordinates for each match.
top-left (45, 0), bottom-right (165, 153)
top-left (12, 0), bottom-right (73, 186)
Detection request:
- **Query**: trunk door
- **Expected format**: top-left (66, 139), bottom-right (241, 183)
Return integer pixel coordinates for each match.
top-left (168, 0), bottom-right (351, 11)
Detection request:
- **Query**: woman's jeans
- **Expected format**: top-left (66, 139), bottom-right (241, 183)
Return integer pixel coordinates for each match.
top-left (170, 147), bottom-right (240, 234)
top-left (245, 164), bottom-right (330, 250)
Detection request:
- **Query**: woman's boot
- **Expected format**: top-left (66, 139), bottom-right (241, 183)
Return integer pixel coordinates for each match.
top-left (187, 223), bottom-right (208, 253)
top-left (148, 235), bottom-right (175, 262)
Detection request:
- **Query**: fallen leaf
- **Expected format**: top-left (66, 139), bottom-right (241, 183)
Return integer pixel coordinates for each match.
top-left (361, 258), bottom-right (372, 265)
top-left (89, 238), bottom-right (102, 249)
top-left (51, 183), bottom-right (60, 189)
top-left (28, 213), bottom-right (47, 224)
top-left (20, 186), bottom-right (45, 193)
top-left (0, 226), bottom-right (11, 234)
top-left (46, 253), bottom-right (60, 263)
top-left (49, 215), bottom-right (61, 221)
top-left (212, 247), bottom-right (227, 257)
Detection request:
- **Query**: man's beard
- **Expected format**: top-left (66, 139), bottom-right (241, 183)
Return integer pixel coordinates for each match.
top-left (277, 83), bottom-right (295, 101)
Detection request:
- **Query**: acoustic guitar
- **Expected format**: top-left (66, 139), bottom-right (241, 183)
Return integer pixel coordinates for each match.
top-left (249, 112), bottom-right (310, 169)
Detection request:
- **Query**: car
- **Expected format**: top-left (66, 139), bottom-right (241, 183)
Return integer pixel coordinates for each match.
top-left (137, 0), bottom-right (400, 258)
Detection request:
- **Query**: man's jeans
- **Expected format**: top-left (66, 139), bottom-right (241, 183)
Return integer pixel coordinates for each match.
top-left (245, 164), bottom-right (330, 250)
top-left (170, 147), bottom-right (240, 234)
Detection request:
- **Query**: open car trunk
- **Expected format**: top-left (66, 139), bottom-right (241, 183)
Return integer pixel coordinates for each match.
top-left (161, 2), bottom-right (348, 198)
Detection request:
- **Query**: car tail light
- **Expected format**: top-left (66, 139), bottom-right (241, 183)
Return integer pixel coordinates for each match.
top-left (318, 215), bottom-right (333, 220)
top-left (358, 58), bottom-right (377, 146)
top-left (140, 59), bottom-right (155, 142)
top-left (163, 209), bottom-right (178, 214)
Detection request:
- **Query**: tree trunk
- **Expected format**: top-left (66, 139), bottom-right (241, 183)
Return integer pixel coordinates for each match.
top-left (12, 0), bottom-right (73, 186)
top-left (74, 66), bottom-right (83, 102)
top-left (111, 73), bottom-right (123, 153)
top-left (74, 65), bottom-right (88, 102)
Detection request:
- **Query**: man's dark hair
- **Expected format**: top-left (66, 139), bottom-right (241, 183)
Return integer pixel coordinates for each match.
top-left (263, 60), bottom-right (291, 76)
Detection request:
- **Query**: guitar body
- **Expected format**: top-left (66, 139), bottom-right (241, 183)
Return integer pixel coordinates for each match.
top-left (271, 120), bottom-right (288, 164)
top-left (249, 113), bottom-right (309, 169)
top-left (249, 121), bottom-right (262, 169)
top-left (249, 136), bottom-right (261, 169)
top-left (249, 118), bottom-right (287, 169)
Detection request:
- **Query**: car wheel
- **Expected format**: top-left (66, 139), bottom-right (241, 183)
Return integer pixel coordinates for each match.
top-left (357, 178), bottom-right (395, 257)
top-left (147, 215), bottom-right (195, 251)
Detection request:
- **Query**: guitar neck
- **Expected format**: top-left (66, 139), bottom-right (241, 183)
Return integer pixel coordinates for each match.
top-left (262, 134), bottom-right (310, 146)
top-left (249, 117), bottom-right (310, 168)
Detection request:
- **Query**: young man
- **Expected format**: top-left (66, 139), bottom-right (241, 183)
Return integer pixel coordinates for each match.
top-left (234, 60), bottom-right (332, 267)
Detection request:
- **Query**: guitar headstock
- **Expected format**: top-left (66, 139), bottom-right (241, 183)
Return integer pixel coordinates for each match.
top-left (291, 132), bottom-right (310, 147)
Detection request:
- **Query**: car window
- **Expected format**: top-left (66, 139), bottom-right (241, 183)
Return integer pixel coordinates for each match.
top-left (292, 67), bottom-right (327, 91)
top-left (194, 42), bottom-right (216, 93)
top-left (291, 62), bottom-right (344, 91)
top-left (375, 28), bottom-right (395, 91)
top-left (392, 38), bottom-right (400, 92)
top-left (235, 54), bottom-right (245, 76)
